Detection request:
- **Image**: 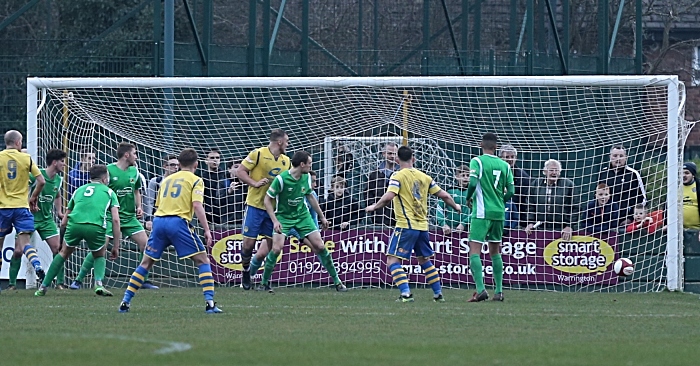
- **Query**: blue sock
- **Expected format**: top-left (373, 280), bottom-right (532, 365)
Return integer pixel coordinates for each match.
top-left (420, 260), bottom-right (442, 296)
top-left (248, 256), bottom-right (263, 277)
top-left (240, 248), bottom-right (253, 271)
top-left (389, 262), bottom-right (410, 296)
top-left (198, 263), bottom-right (215, 302)
top-left (122, 266), bottom-right (149, 304)
top-left (23, 245), bottom-right (42, 270)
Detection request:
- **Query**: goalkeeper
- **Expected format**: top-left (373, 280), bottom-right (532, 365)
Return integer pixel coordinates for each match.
top-left (35, 164), bottom-right (120, 297)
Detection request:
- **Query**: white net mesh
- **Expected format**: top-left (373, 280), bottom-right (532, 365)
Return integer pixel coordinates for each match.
top-left (30, 76), bottom-right (689, 292)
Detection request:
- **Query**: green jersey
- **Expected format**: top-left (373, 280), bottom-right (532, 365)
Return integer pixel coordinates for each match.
top-left (107, 163), bottom-right (141, 220)
top-left (266, 170), bottom-right (313, 219)
top-left (437, 187), bottom-right (472, 227)
top-left (467, 154), bottom-right (515, 220)
top-left (68, 182), bottom-right (120, 228)
top-left (29, 169), bottom-right (62, 223)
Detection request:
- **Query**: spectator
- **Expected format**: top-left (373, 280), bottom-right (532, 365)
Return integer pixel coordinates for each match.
top-left (525, 159), bottom-right (576, 240)
top-left (598, 144), bottom-right (646, 224)
top-left (322, 176), bottom-right (361, 230)
top-left (499, 144), bottom-right (531, 215)
top-left (682, 162), bottom-right (700, 229)
top-left (222, 159), bottom-right (246, 225)
top-left (626, 204), bottom-right (664, 234)
top-left (67, 149), bottom-right (95, 197)
top-left (366, 142), bottom-right (398, 227)
top-left (143, 155), bottom-right (180, 230)
top-left (583, 183), bottom-right (619, 234)
top-left (437, 165), bottom-right (471, 235)
top-left (199, 148), bottom-right (228, 224)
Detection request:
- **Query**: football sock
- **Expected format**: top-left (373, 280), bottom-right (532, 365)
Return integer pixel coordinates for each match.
top-left (23, 245), bottom-right (42, 271)
top-left (54, 253), bottom-right (65, 285)
top-left (43, 254), bottom-right (66, 288)
top-left (420, 260), bottom-right (442, 296)
top-left (75, 252), bottom-right (95, 282)
top-left (8, 256), bottom-right (21, 286)
top-left (122, 265), bottom-right (149, 303)
top-left (261, 251), bottom-right (279, 285)
top-left (492, 254), bottom-right (504, 293)
top-left (198, 263), bottom-right (215, 302)
top-left (470, 254), bottom-right (485, 293)
top-left (317, 248), bottom-right (341, 285)
top-left (248, 255), bottom-right (263, 277)
top-left (93, 256), bottom-right (106, 286)
top-left (389, 262), bottom-right (410, 296)
top-left (241, 247), bottom-right (253, 271)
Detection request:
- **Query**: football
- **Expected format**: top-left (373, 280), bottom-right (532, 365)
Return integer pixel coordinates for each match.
top-left (613, 258), bottom-right (634, 277)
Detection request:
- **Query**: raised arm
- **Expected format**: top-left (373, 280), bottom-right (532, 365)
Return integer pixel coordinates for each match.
top-left (435, 189), bottom-right (461, 212)
top-left (365, 190), bottom-right (396, 212)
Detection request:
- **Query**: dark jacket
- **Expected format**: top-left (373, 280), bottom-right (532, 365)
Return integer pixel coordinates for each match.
top-left (222, 178), bottom-right (246, 225)
top-left (199, 168), bottom-right (228, 224)
top-left (598, 165), bottom-right (646, 219)
top-left (527, 177), bottom-right (577, 229)
top-left (322, 192), bottom-right (361, 229)
top-left (584, 199), bottom-right (620, 233)
top-left (512, 166), bottom-right (531, 215)
top-left (366, 169), bottom-right (395, 227)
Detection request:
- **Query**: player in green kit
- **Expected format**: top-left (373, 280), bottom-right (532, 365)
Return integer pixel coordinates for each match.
top-left (465, 133), bottom-right (515, 302)
top-left (35, 164), bottom-right (121, 297)
top-left (261, 151), bottom-right (347, 293)
top-left (70, 142), bottom-right (158, 290)
top-left (7, 150), bottom-right (67, 290)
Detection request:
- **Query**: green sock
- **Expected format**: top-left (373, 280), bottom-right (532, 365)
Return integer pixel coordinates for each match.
top-left (261, 251), bottom-right (279, 285)
top-left (492, 254), bottom-right (503, 293)
top-left (54, 253), bottom-right (65, 285)
top-left (93, 256), bottom-right (106, 286)
top-left (470, 254), bottom-right (485, 293)
top-left (43, 255), bottom-right (66, 288)
top-left (317, 248), bottom-right (341, 285)
top-left (75, 252), bottom-right (95, 282)
top-left (8, 257), bottom-right (21, 286)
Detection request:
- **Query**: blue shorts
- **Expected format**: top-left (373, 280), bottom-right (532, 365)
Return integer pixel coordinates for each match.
top-left (386, 228), bottom-right (434, 260)
top-left (144, 216), bottom-right (206, 261)
top-left (0, 208), bottom-right (35, 237)
top-left (242, 206), bottom-right (273, 239)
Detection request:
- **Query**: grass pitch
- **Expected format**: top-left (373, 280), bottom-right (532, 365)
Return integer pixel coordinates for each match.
top-left (1, 286), bottom-right (698, 366)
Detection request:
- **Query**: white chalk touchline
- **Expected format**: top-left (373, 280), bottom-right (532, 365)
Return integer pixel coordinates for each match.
top-left (69, 333), bottom-right (192, 355)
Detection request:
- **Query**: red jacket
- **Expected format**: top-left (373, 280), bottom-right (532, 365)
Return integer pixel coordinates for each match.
top-left (626, 210), bottom-right (664, 234)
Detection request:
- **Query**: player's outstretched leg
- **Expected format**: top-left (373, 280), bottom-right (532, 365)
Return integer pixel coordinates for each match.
top-left (239, 238), bottom-right (256, 290)
top-left (71, 252), bottom-right (94, 289)
top-left (248, 254), bottom-right (264, 282)
top-left (119, 265), bottom-right (149, 312)
top-left (7, 256), bottom-right (21, 290)
top-left (388, 261), bottom-right (413, 302)
top-left (35, 247), bottom-right (74, 296)
top-left (306, 232), bottom-right (346, 292)
top-left (22, 244), bottom-right (45, 281)
top-left (419, 259), bottom-right (444, 302)
top-left (490, 244), bottom-right (504, 301)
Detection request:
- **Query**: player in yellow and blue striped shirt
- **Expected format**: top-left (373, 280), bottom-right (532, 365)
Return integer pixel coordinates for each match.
top-left (119, 148), bottom-right (221, 313)
top-left (366, 145), bottom-right (461, 302)
top-left (0, 130), bottom-right (47, 285)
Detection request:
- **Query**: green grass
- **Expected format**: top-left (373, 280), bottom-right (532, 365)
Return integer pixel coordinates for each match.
top-left (1, 287), bottom-right (699, 366)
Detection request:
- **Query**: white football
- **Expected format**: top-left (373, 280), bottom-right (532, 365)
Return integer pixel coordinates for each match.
top-left (613, 258), bottom-right (634, 277)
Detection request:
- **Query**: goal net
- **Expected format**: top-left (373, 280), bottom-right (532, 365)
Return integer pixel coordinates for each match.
top-left (26, 76), bottom-right (690, 292)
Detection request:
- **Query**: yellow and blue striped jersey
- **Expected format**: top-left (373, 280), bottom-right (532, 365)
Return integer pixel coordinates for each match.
top-left (154, 171), bottom-right (204, 222)
top-left (0, 149), bottom-right (41, 208)
top-left (241, 147), bottom-right (290, 209)
top-left (387, 168), bottom-right (442, 231)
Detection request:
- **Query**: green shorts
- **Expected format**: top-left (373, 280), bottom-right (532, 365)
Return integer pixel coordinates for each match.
top-left (106, 216), bottom-right (145, 239)
top-left (468, 218), bottom-right (504, 243)
top-left (279, 215), bottom-right (318, 239)
top-left (64, 223), bottom-right (107, 251)
top-left (34, 220), bottom-right (59, 241)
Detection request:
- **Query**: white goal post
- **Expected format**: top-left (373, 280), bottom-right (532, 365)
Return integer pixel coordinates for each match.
top-left (25, 75), bottom-right (688, 292)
